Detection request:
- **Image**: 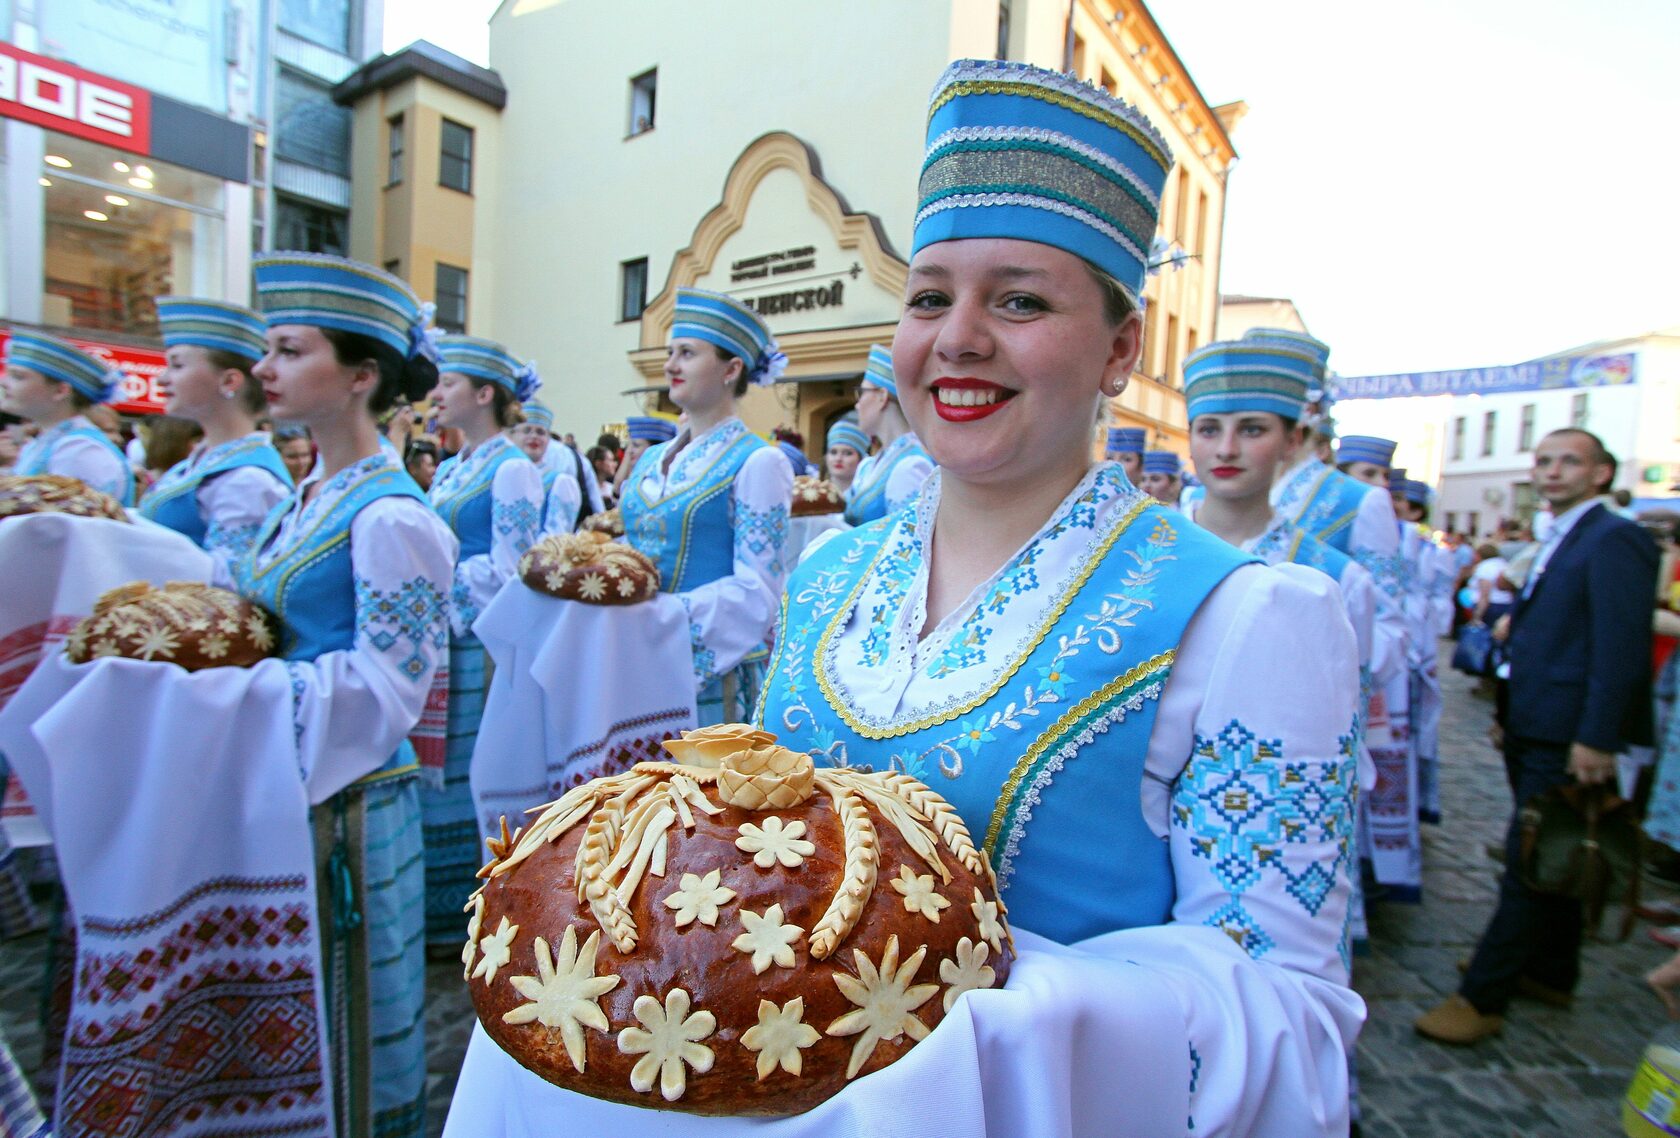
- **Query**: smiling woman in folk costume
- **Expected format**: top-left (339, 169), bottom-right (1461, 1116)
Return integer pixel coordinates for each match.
top-left (0, 331), bottom-right (132, 504)
top-left (139, 298), bottom-right (294, 558)
top-left (421, 335), bottom-right (546, 950)
top-left (237, 252), bottom-right (457, 1137)
top-left (511, 400), bottom-right (578, 534)
top-left (824, 413), bottom-right (870, 497)
top-left (843, 343), bottom-right (934, 524)
top-left (619, 289), bottom-right (793, 724)
top-left (754, 60), bottom-right (1362, 1133)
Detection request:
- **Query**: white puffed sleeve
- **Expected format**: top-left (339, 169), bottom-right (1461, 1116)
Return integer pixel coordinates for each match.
top-left (541, 470), bottom-right (582, 536)
top-left (1348, 485), bottom-right (1409, 689)
top-left (48, 435), bottom-right (130, 501)
top-left (450, 458), bottom-right (544, 636)
top-left (884, 452), bottom-right (936, 514)
top-left (198, 465), bottom-right (292, 561)
top-left (280, 497), bottom-right (458, 803)
top-left (679, 445), bottom-right (792, 687)
top-left (1135, 562), bottom-right (1363, 1133)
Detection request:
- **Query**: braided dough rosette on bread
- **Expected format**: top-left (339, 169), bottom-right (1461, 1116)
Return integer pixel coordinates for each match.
top-left (0, 474), bottom-right (128, 522)
top-left (580, 508), bottom-right (625, 537)
top-left (790, 475), bottom-right (844, 518)
top-left (65, 581), bottom-right (278, 670)
top-left (519, 531), bottom-right (660, 605)
top-left (465, 724), bottom-right (1013, 1116)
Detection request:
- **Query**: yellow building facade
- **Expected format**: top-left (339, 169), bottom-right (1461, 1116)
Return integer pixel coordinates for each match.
top-left (343, 2), bottom-right (1240, 463)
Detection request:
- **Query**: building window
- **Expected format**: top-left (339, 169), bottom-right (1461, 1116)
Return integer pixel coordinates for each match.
top-left (1467, 510), bottom-right (1480, 537)
top-left (1098, 67), bottom-right (1117, 95)
top-left (279, 0), bottom-right (351, 53)
top-left (1571, 392), bottom-right (1589, 427)
top-left (1164, 312), bottom-right (1181, 387)
top-left (996, 0), bottom-right (1011, 60)
top-left (435, 263), bottom-right (469, 332)
top-left (620, 258), bottom-right (649, 323)
top-left (1173, 168), bottom-right (1191, 244)
top-left (439, 119), bottom-right (474, 193)
top-left (275, 69), bottom-right (351, 176)
top-left (40, 132), bottom-right (227, 337)
top-left (384, 259), bottom-right (401, 276)
top-left (1070, 34), bottom-right (1086, 78)
top-left (1450, 416), bottom-right (1465, 460)
top-left (1517, 403), bottom-right (1536, 452)
top-left (387, 114), bottom-right (404, 185)
top-left (1480, 410), bottom-right (1497, 457)
top-left (1194, 190), bottom-right (1209, 254)
top-left (628, 69), bottom-right (657, 137)
top-left (1445, 511), bottom-right (1457, 534)
top-left (275, 195), bottom-right (347, 256)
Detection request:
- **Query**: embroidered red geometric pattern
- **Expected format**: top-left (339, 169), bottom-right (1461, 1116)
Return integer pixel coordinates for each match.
top-left (60, 878), bottom-right (328, 1137)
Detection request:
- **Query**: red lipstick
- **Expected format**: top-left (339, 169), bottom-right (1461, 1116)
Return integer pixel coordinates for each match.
top-left (929, 377), bottom-right (1016, 423)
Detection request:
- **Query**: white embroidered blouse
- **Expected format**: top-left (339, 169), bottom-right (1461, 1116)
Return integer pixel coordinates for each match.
top-left (429, 434), bottom-right (544, 636)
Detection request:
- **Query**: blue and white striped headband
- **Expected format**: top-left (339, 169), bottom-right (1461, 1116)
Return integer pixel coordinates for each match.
top-left (1142, 450), bottom-right (1181, 476)
top-left (1401, 479), bottom-right (1431, 507)
top-left (1106, 427), bottom-right (1145, 455)
top-left (671, 288), bottom-right (786, 385)
top-left (827, 418), bottom-right (871, 455)
top-left (1241, 327), bottom-right (1330, 381)
top-left (521, 401), bottom-right (554, 430)
top-left (155, 297), bottom-right (267, 363)
top-left (438, 335), bottom-right (540, 401)
top-left (4, 331), bottom-right (119, 402)
top-left (1182, 341), bottom-right (1315, 423)
top-left (1336, 435), bottom-right (1397, 469)
top-left (254, 252), bottom-right (438, 364)
top-left (626, 416), bottom-right (678, 443)
top-left (914, 60), bottom-right (1173, 305)
top-left (861, 343), bottom-right (897, 399)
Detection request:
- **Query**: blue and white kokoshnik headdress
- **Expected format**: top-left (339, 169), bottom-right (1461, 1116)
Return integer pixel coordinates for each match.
top-left (1105, 426), bottom-right (1146, 456)
top-left (1182, 340), bottom-right (1316, 423)
top-left (671, 287), bottom-right (786, 385)
top-left (861, 344), bottom-right (898, 399)
top-left (438, 334), bottom-right (541, 401)
top-left (253, 252), bottom-right (439, 365)
top-left (1336, 435), bottom-right (1398, 469)
top-left (155, 297), bottom-right (268, 363)
top-left (913, 59), bottom-right (1173, 305)
top-left (1142, 450), bottom-right (1181, 477)
top-left (626, 416), bottom-right (678, 444)
top-left (3, 330), bottom-right (120, 403)
top-left (520, 401), bottom-right (554, 431)
top-left (826, 416), bottom-right (871, 456)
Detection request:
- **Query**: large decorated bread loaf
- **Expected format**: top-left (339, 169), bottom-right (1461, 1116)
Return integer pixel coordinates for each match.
top-left (65, 581), bottom-right (278, 669)
top-left (466, 724), bottom-right (1012, 1115)
top-left (580, 508), bottom-right (624, 537)
top-left (0, 474), bottom-right (128, 522)
top-left (519, 531), bottom-right (660, 605)
top-left (790, 475), bottom-right (844, 517)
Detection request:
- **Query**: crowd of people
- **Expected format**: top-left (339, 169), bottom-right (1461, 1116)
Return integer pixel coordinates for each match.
top-left (0, 55), bottom-right (1673, 1138)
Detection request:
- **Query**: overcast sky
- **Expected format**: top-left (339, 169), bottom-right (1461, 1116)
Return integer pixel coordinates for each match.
top-left (386, 0), bottom-right (1680, 378)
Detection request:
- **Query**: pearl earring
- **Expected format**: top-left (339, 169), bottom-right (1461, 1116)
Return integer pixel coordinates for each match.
top-left (222, 390), bottom-right (236, 400)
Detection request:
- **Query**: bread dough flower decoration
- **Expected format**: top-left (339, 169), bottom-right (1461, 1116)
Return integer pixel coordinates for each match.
top-left (663, 869), bottom-right (736, 928)
top-left (939, 937), bottom-right (995, 1012)
top-left (736, 816), bottom-right (815, 869)
top-left (471, 915), bottom-right (519, 985)
top-left (741, 997), bottom-right (821, 1080)
top-left (617, 988), bottom-right (717, 1102)
top-left (502, 926), bottom-right (621, 1073)
top-left (826, 935), bottom-right (938, 1078)
top-left (661, 723), bottom-right (777, 769)
top-left (731, 904), bottom-right (804, 974)
top-left (891, 866), bottom-right (950, 923)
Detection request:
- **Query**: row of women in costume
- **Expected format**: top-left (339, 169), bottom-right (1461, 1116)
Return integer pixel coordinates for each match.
top-left (7, 57), bottom-right (1373, 1137)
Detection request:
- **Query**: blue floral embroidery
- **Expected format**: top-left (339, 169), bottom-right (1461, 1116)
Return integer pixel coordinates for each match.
top-left (1188, 1040), bottom-right (1202, 1132)
top-left (204, 520), bottom-right (263, 561)
top-left (493, 497), bottom-right (540, 542)
top-left (681, 596), bottom-right (719, 688)
top-left (1353, 548), bottom-right (1407, 602)
top-left (356, 573), bottom-right (449, 681)
top-left (1172, 719), bottom-right (1357, 962)
top-left (734, 499), bottom-right (789, 577)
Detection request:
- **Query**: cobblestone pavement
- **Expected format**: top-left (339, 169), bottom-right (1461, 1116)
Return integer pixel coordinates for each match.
top-left (2, 646), bottom-right (1672, 1136)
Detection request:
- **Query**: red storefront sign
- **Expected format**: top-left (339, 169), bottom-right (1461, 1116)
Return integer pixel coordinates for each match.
top-left (0, 329), bottom-right (166, 415)
top-left (0, 42), bottom-right (151, 154)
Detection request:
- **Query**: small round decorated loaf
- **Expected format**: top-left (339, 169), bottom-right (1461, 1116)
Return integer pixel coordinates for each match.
top-left (0, 474), bottom-right (128, 522)
top-left (466, 724), bottom-right (1013, 1116)
top-left (519, 532), bottom-right (660, 605)
top-left (790, 476), bottom-right (844, 517)
top-left (65, 581), bottom-right (278, 669)
top-left (580, 508), bottom-right (624, 537)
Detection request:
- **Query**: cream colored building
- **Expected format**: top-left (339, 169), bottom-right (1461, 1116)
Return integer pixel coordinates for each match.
top-left (335, 41), bottom-right (506, 334)
top-left (470, 0), bottom-right (1238, 458)
top-left (1217, 294), bottom-right (1309, 341)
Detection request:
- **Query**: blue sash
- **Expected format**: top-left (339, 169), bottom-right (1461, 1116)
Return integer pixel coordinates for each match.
top-left (139, 436), bottom-right (292, 545)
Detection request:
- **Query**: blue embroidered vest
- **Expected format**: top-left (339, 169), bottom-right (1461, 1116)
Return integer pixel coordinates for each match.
top-left (757, 498), bottom-right (1253, 943)
top-left (138, 436), bottom-right (292, 545)
top-left (1277, 461), bottom-right (1370, 554)
top-left (235, 466), bottom-right (426, 662)
top-left (844, 435), bottom-right (930, 526)
top-left (17, 420), bottom-right (133, 505)
top-left (621, 429), bottom-right (767, 594)
top-left (429, 438), bottom-right (526, 559)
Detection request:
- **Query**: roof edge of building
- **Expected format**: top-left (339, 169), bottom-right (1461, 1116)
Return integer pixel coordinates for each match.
top-left (333, 39), bottom-right (508, 110)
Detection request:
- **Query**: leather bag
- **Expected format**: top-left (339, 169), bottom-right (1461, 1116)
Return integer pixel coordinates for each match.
top-left (1518, 783), bottom-right (1643, 940)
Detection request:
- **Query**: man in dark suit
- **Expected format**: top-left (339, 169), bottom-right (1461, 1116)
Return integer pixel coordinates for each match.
top-left (1417, 428), bottom-right (1657, 1044)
